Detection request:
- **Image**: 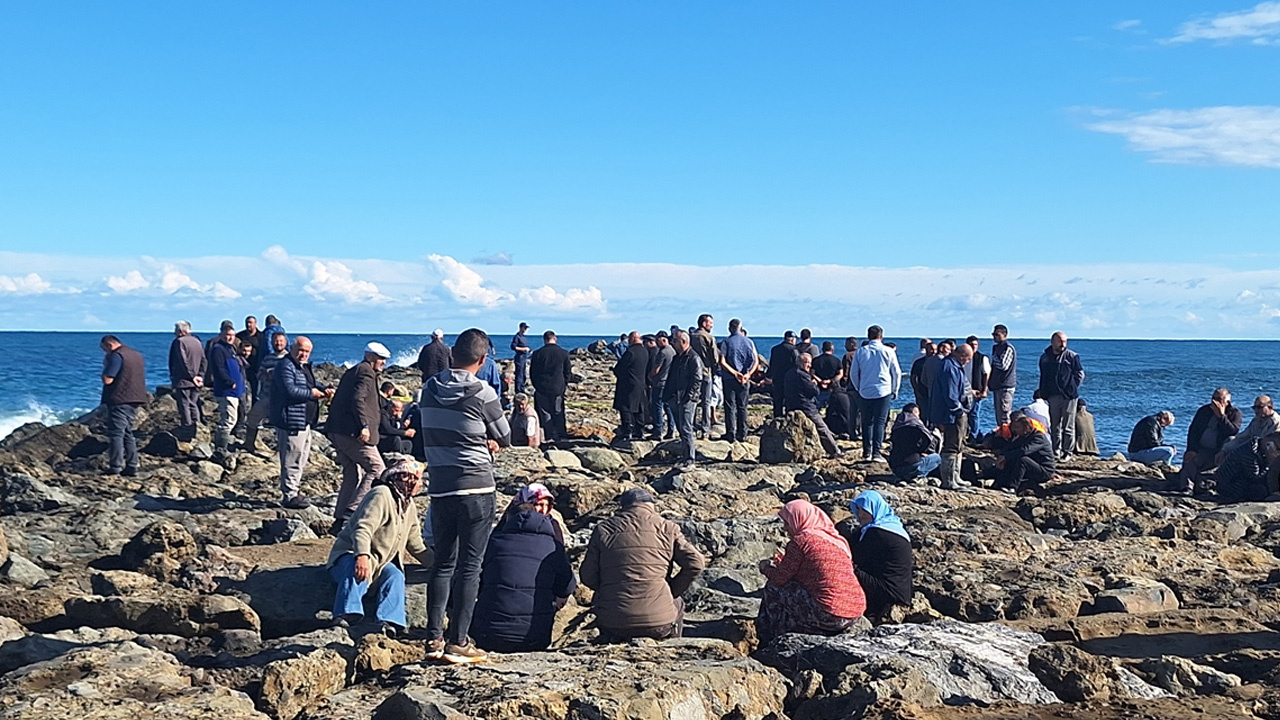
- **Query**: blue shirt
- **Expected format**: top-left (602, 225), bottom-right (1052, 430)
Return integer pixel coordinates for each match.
top-left (103, 351), bottom-right (123, 378)
top-left (721, 333), bottom-right (758, 375)
top-left (850, 340), bottom-right (902, 399)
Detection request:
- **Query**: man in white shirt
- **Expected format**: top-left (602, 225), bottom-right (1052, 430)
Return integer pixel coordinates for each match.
top-left (849, 325), bottom-right (902, 462)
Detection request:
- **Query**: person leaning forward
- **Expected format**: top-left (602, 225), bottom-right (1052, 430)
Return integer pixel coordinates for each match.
top-left (327, 342), bottom-right (392, 532)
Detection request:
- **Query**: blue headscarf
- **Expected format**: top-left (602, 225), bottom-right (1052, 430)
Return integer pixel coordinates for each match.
top-left (850, 490), bottom-right (910, 542)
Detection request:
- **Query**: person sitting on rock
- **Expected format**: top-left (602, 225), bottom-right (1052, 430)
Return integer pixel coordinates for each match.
top-left (472, 495), bottom-right (577, 652)
top-left (325, 458), bottom-right (431, 637)
top-left (784, 353), bottom-right (843, 459)
top-left (843, 491), bottom-right (913, 619)
top-left (1126, 411), bottom-right (1176, 465)
top-left (756, 499), bottom-right (865, 644)
top-left (377, 397), bottom-right (415, 457)
top-left (509, 393), bottom-right (542, 447)
top-left (1175, 388), bottom-right (1243, 495)
top-left (1073, 398), bottom-right (1099, 456)
top-left (1214, 431), bottom-right (1280, 503)
top-left (580, 488), bottom-right (706, 642)
top-left (993, 416), bottom-right (1056, 492)
top-left (500, 483), bottom-right (566, 545)
top-left (888, 403), bottom-right (940, 482)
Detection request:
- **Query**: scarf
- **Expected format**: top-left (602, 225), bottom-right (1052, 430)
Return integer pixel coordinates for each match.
top-left (778, 499), bottom-right (850, 559)
top-left (374, 458), bottom-right (423, 514)
top-left (850, 490), bottom-right (910, 542)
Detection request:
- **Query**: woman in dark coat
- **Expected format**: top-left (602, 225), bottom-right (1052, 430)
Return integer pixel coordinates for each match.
top-left (613, 333), bottom-right (649, 439)
top-left (471, 505), bottom-right (577, 653)
top-left (843, 490), bottom-right (914, 618)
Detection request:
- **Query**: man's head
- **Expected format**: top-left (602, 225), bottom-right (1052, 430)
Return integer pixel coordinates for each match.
top-left (1157, 410), bottom-right (1175, 427)
top-left (919, 338), bottom-right (931, 350)
top-left (698, 314), bottom-right (713, 332)
top-left (220, 321), bottom-right (236, 343)
top-left (867, 325), bottom-right (883, 341)
top-left (628, 331), bottom-right (642, 345)
top-left (1011, 416), bottom-right (1034, 437)
top-left (845, 336), bottom-right (858, 352)
top-left (173, 321), bottom-right (191, 337)
top-left (451, 328), bottom-right (490, 372)
top-left (966, 335), bottom-right (980, 352)
top-left (903, 402), bottom-right (919, 417)
top-left (1256, 396), bottom-right (1275, 417)
top-left (821, 341), bottom-right (835, 354)
top-left (619, 487), bottom-right (655, 509)
top-left (513, 393), bottom-right (530, 412)
top-left (656, 331), bottom-right (670, 348)
top-left (380, 381), bottom-right (396, 398)
top-left (542, 330), bottom-right (557, 344)
top-left (921, 340), bottom-right (936, 356)
top-left (271, 331), bottom-right (288, 353)
top-left (1212, 387), bottom-right (1232, 406)
top-left (244, 316), bottom-right (257, 332)
top-left (100, 335), bottom-right (121, 352)
top-left (364, 342), bottom-right (391, 372)
top-left (239, 342), bottom-right (253, 358)
top-left (796, 353), bottom-right (813, 373)
top-left (800, 328), bottom-right (812, 342)
top-left (784, 330), bottom-right (796, 345)
top-left (390, 399), bottom-right (404, 415)
top-left (952, 343), bottom-right (974, 365)
top-left (1262, 433), bottom-right (1280, 463)
top-left (1050, 332), bottom-right (1068, 353)
top-left (433, 328), bottom-right (445, 340)
top-left (518, 322), bottom-right (529, 332)
top-left (728, 318), bottom-right (742, 335)
top-left (265, 314), bottom-right (280, 327)
top-left (291, 336), bottom-right (314, 363)
top-left (643, 334), bottom-right (656, 348)
top-left (937, 339), bottom-right (954, 357)
top-left (993, 324), bottom-right (1008, 343)
top-left (673, 329), bottom-right (691, 352)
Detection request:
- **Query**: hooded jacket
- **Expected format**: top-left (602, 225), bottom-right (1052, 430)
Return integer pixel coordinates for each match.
top-left (420, 369), bottom-right (511, 497)
top-left (471, 510), bottom-right (577, 651)
top-left (888, 411), bottom-right (937, 470)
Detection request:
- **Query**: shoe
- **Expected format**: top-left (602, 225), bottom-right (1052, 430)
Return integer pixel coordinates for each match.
top-left (327, 519), bottom-right (345, 537)
top-left (282, 495), bottom-right (312, 510)
top-left (826, 450), bottom-right (845, 460)
top-left (425, 637), bottom-right (446, 660)
top-left (122, 467), bottom-right (138, 477)
top-left (663, 432), bottom-right (674, 441)
top-left (443, 641), bottom-right (488, 664)
top-left (870, 454), bottom-right (888, 464)
top-left (104, 468), bottom-right (122, 476)
top-left (379, 622), bottom-right (402, 639)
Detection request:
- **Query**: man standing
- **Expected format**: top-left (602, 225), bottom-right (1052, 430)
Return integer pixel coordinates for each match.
top-left (850, 325), bottom-right (902, 462)
top-left (839, 336), bottom-right (861, 440)
top-left (420, 328), bottom-right (512, 664)
top-left (719, 318), bottom-right (758, 443)
top-left (168, 321), bottom-right (205, 437)
top-left (237, 316), bottom-right (264, 399)
top-left (261, 315), bottom-right (286, 351)
top-left (100, 335), bottom-right (146, 476)
top-left (1177, 387), bottom-right (1243, 493)
top-left (665, 330), bottom-right (703, 471)
top-left (612, 331), bottom-right (649, 440)
top-left (909, 339), bottom-right (934, 411)
top-left (510, 322), bottom-right (531, 395)
top-left (1037, 332), bottom-right (1085, 460)
top-left (812, 341), bottom-right (843, 410)
top-left (690, 314), bottom-right (719, 438)
top-left (208, 322), bottom-right (246, 455)
top-left (648, 331), bottom-right (676, 441)
top-left (417, 329), bottom-right (452, 381)
top-left (529, 330), bottom-right (572, 442)
top-left (929, 343), bottom-right (974, 490)
top-left (988, 325), bottom-right (1017, 427)
top-left (767, 331), bottom-right (799, 418)
top-left (271, 336), bottom-right (330, 508)
top-left (794, 329), bottom-right (821, 359)
top-left (784, 353), bottom-right (842, 458)
top-left (328, 342), bottom-right (391, 532)
top-left (244, 329), bottom-right (289, 454)
top-left (965, 336), bottom-right (991, 441)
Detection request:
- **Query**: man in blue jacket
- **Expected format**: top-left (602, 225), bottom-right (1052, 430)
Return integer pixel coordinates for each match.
top-left (208, 322), bottom-right (246, 455)
top-left (271, 336), bottom-right (332, 508)
top-left (1037, 332), bottom-right (1085, 461)
top-left (928, 343), bottom-right (973, 490)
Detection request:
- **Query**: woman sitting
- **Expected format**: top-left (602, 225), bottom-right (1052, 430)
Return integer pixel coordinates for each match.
top-left (500, 483), bottom-right (567, 545)
top-left (844, 490), bottom-right (914, 618)
top-left (756, 499), bottom-right (865, 644)
top-left (325, 459), bottom-right (431, 636)
top-left (472, 490), bottom-right (577, 652)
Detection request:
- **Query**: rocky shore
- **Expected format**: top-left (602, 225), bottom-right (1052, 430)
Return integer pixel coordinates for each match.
top-left (0, 347), bottom-right (1277, 719)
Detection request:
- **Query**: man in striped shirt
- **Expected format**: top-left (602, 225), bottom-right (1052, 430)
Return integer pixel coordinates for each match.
top-left (420, 328), bottom-right (512, 663)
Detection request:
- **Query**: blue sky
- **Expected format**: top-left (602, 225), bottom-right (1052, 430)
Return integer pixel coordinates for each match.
top-left (1, 2), bottom-right (1278, 336)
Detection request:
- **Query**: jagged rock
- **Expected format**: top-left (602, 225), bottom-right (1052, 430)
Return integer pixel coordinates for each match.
top-left (1092, 577), bottom-right (1181, 615)
top-left (65, 593), bottom-right (202, 637)
top-left (587, 339), bottom-right (609, 354)
top-left (571, 446), bottom-right (627, 474)
top-left (258, 647), bottom-right (348, 720)
top-left (1029, 643), bottom-right (1168, 702)
top-left (1135, 655), bottom-right (1243, 696)
top-left (142, 430), bottom-right (181, 458)
top-left (0, 473), bottom-right (83, 513)
top-left (120, 519), bottom-right (198, 582)
top-left (0, 616), bottom-right (24, 644)
top-left (0, 554), bottom-right (48, 588)
top-left (352, 634), bottom-right (425, 676)
top-left (191, 594), bottom-right (262, 633)
top-left (0, 626), bottom-right (135, 674)
top-left (373, 687), bottom-right (468, 719)
top-left (0, 523), bottom-right (8, 568)
top-left (758, 411), bottom-right (823, 464)
top-left (91, 569), bottom-right (161, 596)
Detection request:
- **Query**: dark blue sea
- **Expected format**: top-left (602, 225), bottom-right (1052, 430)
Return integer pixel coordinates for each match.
top-left (1, 331), bottom-right (1276, 456)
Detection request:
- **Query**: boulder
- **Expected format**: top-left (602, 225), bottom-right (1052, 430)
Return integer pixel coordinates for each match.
top-left (91, 569), bottom-right (162, 596)
top-left (0, 554), bottom-right (48, 588)
top-left (258, 647), bottom-right (348, 720)
top-left (252, 518), bottom-right (319, 545)
top-left (544, 449), bottom-right (583, 469)
top-left (1028, 643), bottom-right (1168, 703)
top-left (758, 412), bottom-right (823, 464)
top-left (352, 634), bottom-right (425, 676)
top-left (1135, 655), bottom-right (1243, 696)
top-left (1091, 577), bottom-right (1181, 615)
top-left (0, 472), bottom-right (83, 513)
top-left (142, 430), bottom-right (181, 458)
top-left (571, 446), bottom-right (627, 474)
top-left (120, 519), bottom-right (199, 582)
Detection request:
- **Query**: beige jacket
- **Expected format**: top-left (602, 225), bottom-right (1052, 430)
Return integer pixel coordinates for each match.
top-left (326, 486), bottom-right (426, 579)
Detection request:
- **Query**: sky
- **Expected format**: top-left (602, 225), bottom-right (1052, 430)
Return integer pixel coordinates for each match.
top-left (0, 2), bottom-right (1278, 338)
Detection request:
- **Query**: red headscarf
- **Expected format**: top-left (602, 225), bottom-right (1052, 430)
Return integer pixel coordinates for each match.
top-left (778, 499), bottom-right (851, 560)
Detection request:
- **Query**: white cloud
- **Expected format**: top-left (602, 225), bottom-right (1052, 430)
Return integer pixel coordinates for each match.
top-left (1168, 2), bottom-right (1280, 44)
top-left (305, 260), bottom-right (388, 304)
top-left (428, 254), bottom-right (609, 316)
top-left (263, 244), bottom-right (308, 276)
top-left (0, 273), bottom-right (53, 295)
top-left (473, 252), bottom-right (514, 266)
top-left (1113, 19), bottom-right (1143, 31)
top-left (1087, 106), bottom-right (1280, 168)
top-left (211, 282), bottom-right (242, 300)
top-left (107, 270), bottom-right (150, 293)
top-left (106, 265), bottom-right (241, 299)
top-left (429, 254), bottom-right (515, 308)
top-left (516, 285), bottom-right (607, 314)
top-left (158, 267), bottom-right (201, 294)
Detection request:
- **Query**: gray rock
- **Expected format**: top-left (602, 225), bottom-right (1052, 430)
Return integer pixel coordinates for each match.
top-left (1029, 643), bottom-right (1168, 702)
top-left (120, 519), bottom-right (198, 582)
top-left (544, 449), bottom-right (583, 469)
top-left (1092, 578), bottom-right (1180, 615)
top-left (253, 518), bottom-right (319, 545)
top-left (0, 473), bottom-right (83, 513)
top-left (571, 447), bottom-right (627, 474)
top-left (0, 554), bottom-right (48, 588)
top-left (374, 687), bottom-right (468, 720)
top-left (1136, 655), bottom-right (1242, 696)
top-left (758, 412), bottom-right (824, 464)
top-left (142, 431), bottom-right (181, 458)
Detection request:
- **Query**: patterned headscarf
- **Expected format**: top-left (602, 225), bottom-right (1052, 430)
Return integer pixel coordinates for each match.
top-left (778, 499), bottom-right (851, 560)
top-left (374, 458), bottom-right (424, 514)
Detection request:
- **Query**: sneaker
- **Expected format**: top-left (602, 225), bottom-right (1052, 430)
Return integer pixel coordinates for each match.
top-left (425, 637), bottom-right (446, 660)
top-left (443, 641), bottom-right (488, 664)
top-left (282, 495), bottom-right (312, 510)
top-left (122, 467), bottom-right (139, 477)
top-left (870, 454), bottom-right (888, 463)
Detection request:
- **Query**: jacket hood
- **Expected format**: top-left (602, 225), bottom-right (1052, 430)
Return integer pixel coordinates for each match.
top-left (427, 369), bottom-right (486, 407)
top-left (894, 410), bottom-right (927, 432)
top-left (500, 509), bottom-right (557, 538)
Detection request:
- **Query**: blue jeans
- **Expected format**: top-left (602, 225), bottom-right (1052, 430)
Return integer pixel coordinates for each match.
top-left (967, 397), bottom-right (984, 440)
top-left (893, 453), bottom-right (941, 481)
top-left (427, 492), bottom-right (495, 644)
top-left (677, 400), bottom-right (697, 463)
top-left (330, 553), bottom-right (407, 628)
top-left (106, 404), bottom-right (139, 472)
top-left (859, 394), bottom-right (891, 458)
top-left (1127, 446), bottom-right (1177, 465)
top-left (651, 383), bottom-right (676, 438)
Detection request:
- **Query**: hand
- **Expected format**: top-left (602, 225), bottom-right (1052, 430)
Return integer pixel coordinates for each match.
top-left (312, 388), bottom-right (325, 399)
top-left (486, 439), bottom-right (500, 453)
top-left (553, 596), bottom-right (568, 610)
top-left (353, 554), bottom-right (372, 583)
top-left (193, 377), bottom-right (203, 387)
top-left (758, 558), bottom-right (773, 573)
top-left (324, 388), bottom-right (335, 399)
top-left (359, 427), bottom-right (371, 444)
top-left (405, 428), bottom-right (416, 438)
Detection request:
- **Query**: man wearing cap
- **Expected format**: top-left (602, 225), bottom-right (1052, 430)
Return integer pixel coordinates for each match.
top-left (581, 488), bottom-right (707, 642)
top-left (416, 329), bottom-right (452, 381)
top-left (767, 331), bottom-right (799, 418)
top-left (327, 341), bottom-right (391, 532)
top-left (510, 322), bottom-right (531, 395)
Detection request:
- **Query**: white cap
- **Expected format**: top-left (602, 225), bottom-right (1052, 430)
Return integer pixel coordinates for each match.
top-left (432, 328), bottom-right (444, 338)
top-left (364, 341), bottom-right (391, 359)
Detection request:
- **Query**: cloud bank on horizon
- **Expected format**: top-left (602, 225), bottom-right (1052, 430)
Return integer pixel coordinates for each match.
top-left (3, 246), bottom-right (1280, 339)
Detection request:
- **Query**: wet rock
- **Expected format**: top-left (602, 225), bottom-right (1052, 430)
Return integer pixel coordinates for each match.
top-left (120, 519), bottom-right (199, 582)
top-left (758, 411), bottom-right (823, 464)
top-left (258, 647), bottom-right (348, 720)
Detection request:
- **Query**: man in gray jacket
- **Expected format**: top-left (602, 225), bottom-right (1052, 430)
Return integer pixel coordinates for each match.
top-left (168, 320), bottom-right (205, 438)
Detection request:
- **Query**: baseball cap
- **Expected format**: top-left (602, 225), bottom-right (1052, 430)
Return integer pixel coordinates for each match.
top-left (783, 330), bottom-right (797, 339)
top-left (220, 320), bottom-right (235, 331)
top-left (432, 329), bottom-right (444, 338)
top-left (519, 322), bottom-right (529, 329)
top-left (364, 342), bottom-right (391, 359)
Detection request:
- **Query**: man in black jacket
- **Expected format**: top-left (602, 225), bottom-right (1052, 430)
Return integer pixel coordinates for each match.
top-left (767, 331), bottom-right (799, 418)
top-left (327, 341), bottom-right (390, 532)
top-left (888, 403), bottom-right (939, 481)
top-left (1177, 388), bottom-right (1243, 494)
top-left (612, 332), bottom-right (649, 440)
top-left (994, 416), bottom-right (1056, 492)
top-left (1037, 332), bottom-right (1085, 461)
top-left (783, 353), bottom-right (841, 458)
top-left (417, 329), bottom-right (452, 381)
top-left (529, 331), bottom-right (572, 442)
top-left (1126, 411), bottom-right (1176, 465)
top-left (664, 330), bottom-right (703, 471)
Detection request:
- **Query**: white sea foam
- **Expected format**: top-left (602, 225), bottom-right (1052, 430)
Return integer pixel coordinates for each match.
top-left (0, 400), bottom-right (81, 443)
top-left (390, 347), bottom-right (423, 369)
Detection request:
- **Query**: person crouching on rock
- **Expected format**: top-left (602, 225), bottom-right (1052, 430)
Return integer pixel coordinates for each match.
top-left (843, 491), bottom-right (913, 619)
top-left (581, 488), bottom-right (706, 642)
top-left (471, 489), bottom-right (577, 653)
top-left (325, 458), bottom-right (431, 637)
top-left (992, 416), bottom-right (1056, 493)
top-left (756, 499), bottom-right (865, 644)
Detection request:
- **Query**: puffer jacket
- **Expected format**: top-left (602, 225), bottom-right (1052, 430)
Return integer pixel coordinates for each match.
top-left (471, 510), bottom-right (577, 651)
top-left (271, 355), bottom-right (318, 432)
top-left (580, 503), bottom-right (706, 632)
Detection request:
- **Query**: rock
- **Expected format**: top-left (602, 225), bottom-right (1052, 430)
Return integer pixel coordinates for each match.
top-left (1136, 655), bottom-right (1243, 696)
top-left (374, 687), bottom-right (468, 720)
top-left (587, 339), bottom-right (609, 354)
top-left (65, 594), bottom-right (202, 637)
top-left (1029, 643), bottom-right (1168, 702)
top-left (0, 615), bottom-right (25, 643)
top-left (758, 411), bottom-right (823, 464)
top-left (1092, 577), bottom-right (1181, 615)
top-left (0, 522), bottom-right (8, 568)
top-left (91, 569), bottom-right (161, 596)
top-left (142, 430), bottom-right (181, 458)
top-left (571, 446), bottom-right (627, 474)
top-left (352, 634), bottom-right (425, 676)
top-left (0, 554), bottom-right (48, 588)
top-left (0, 472), bottom-right (83, 513)
top-left (189, 442), bottom-right (216, 460)
top-left (220, 539), bottom-right (335, 639)
top-left (191, 594), bottom-right (262, 633)
top-left (544, 449), bottom-right (583, 469)
top-left (253, 518), bottom-right (319, 545)
top-left (258, 647), bottom-right (348, 720)
top-left (120, 519), bottom-right (199, 582)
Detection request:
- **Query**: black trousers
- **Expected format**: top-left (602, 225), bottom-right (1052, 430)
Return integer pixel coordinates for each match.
top-left (535, 391), bottom-right (567, 441)
top-left (723, 375), bottom-right (750, 441)
top-left (997, 456), bottom-right (1051, 491)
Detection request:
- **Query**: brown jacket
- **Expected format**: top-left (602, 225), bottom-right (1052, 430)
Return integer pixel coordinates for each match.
top-left (580, 503), bottom-right (706, 632)
top-left (326, 486), bottom-right (426, 580)
top-left (326, 360), bottom-right (381, 444)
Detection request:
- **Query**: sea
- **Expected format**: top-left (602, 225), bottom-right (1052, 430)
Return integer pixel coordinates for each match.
top-left (1, 331), bottom-right (1275, 456)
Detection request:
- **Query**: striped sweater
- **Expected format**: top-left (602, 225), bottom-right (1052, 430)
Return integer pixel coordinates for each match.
top-left (420, 369), bottom-right (512, 497)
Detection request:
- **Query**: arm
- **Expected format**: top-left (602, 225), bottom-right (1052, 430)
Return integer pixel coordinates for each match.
top-left (563, 353), bottom-right (573, 386)
top-left (579, 533), bottom-right (601, 590)
top-left (353, 367), bottom-right (380, 438)
top-left (667, 527), bottom-right (707, 598)
top-left (760, 540), bottom-right (802, 586)
top-left (483, 395), bottom-right (512, 448)
top-left (889, 350), bottom-right (902, 397)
